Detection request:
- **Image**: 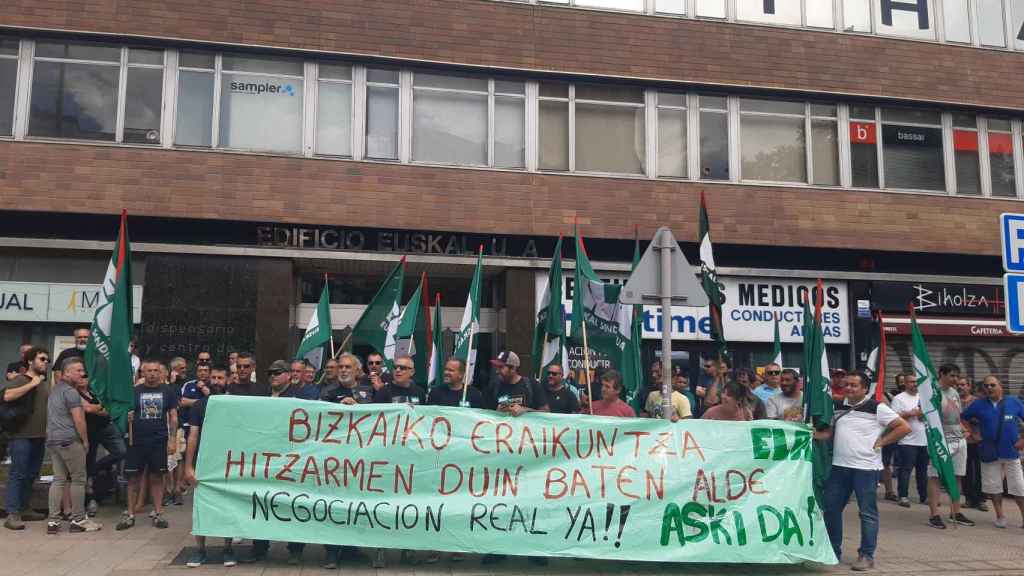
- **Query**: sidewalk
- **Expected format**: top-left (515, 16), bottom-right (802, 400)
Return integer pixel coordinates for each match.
top-left (1, 491), bottom-right (1023, 576)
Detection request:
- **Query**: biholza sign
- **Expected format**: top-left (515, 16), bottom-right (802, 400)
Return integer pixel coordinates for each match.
top-left (535, 273), bottom-right (849, 344)
top-left (194, 397), bottom-right (836, 564)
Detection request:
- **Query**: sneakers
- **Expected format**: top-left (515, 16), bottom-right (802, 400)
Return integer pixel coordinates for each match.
top-left (173, 493), bottom-right (184, 506)
top-left (47, 521), bottom-right (62, 534)
top-left (950, 512), bottom-right (975, 527)
top-left (852, 555), bottom-right (875, 571)
top-left (995, 517), bottom-right (1007, 529)
top-left (884, 493), bottom-right (898, 502)
top-left (70, 518), bottom-right (102, 532)
top-left (186, 549), bottom-right (207, 568)
top-left (115, 513), bottom-right (135, 531)
top-left (152, 513), bottom-right (168, 529)
top-left (222, 548), bottom-right (237, 567)
top-left (86, 499), bottom-right (99, 518)
top-left (4, 514), bottom-right (25, 531)
top-left (927, 515), bottom-right (947, 530)
top-left (897, 498), bottom-right (911, 508)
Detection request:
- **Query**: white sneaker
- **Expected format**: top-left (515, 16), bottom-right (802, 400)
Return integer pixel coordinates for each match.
top-left (995, 517), bottom-right (1007, 529)
top-left (70, 518), bottom-right (102, 532)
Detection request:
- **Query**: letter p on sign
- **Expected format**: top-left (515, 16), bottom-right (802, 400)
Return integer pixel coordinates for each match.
top-left (1001, 214), bottom-right (1024, 272)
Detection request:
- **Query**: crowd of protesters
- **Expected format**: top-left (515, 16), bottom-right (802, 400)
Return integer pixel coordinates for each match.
top-left (2, 333), bottom-right (1024, 572)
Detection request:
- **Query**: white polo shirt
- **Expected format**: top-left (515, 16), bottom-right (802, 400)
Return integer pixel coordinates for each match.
top-left (832, 397), bottom-right (899, 471)
top-left (891, 391), bottom-right (926, 446)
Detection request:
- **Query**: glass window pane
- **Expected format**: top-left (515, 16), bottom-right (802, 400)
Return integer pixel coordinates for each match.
top-left (658, 108), bottom-right (687, 178)
top-left (539, 81), bottom-right (569, 99)
top-left (741, 115), bottom-right (807, 182)
top-left (219, 73), bottom-right (303, 153)
top-left (979, 0), bottom-right (1007, 47)
top-left (882, 107), bottom-right (941, 125)
top-left (990, 118), bottom-right (1012, 131)
top-left (842, 0), bottom-right (872, 32)
top-left (954, 129), bottom-right (981, 195)
top-left (656, 0), bottom-right (685, 14)
top-left (128, 48), bottom-right (163, 66)
top-left (990, 132), bottom-right (1016, 197)
top-left (696, 0), bottom-right (727, 18)
top-left (124, 67), bottom-right (163, 144)
top-left (366, 85), bottom-right (399, 159)
top-left (700, 110), bottom-right (729, 180)
top-left (575, 83), bottom-right (643, 103)
top-left (317, 81), bottom-right (352, 156)
top-left (943, 0), bottom-right (972, 43)
top-left (875, 0), bottom-right (936, 40)
top-left (412, 90), bottom-right (487, 165)
top-left (35, 41), bottom-right (120, 62)
top-left (700, 95), bottom-right (727, 110)
top-left (222, 54), bottom-right (302, 76)
top-left (180, 51), bottom-right (215, 69)
top-left (953, 113), bottom-right (977, 128)
top-left (175, 70), bottom-right (213, 146)
top-left (1014, 0), bottom-right (1024, 50)
top-left (495, 96), bottom-right (525, 169)
top-left (659, 93), bottom-right (686, 108)
top-left (807, 0), bottom-right (835, 28)
top-left (575, 0), bottom-right (643, 10)
top-left (413, 72), bottom-right (487, 92)
top-left (494, 80), bottom-right (525, 95)
top-left (850, 122), bottom-right (879, 187)
top-left (737, 0), bottom-right (801, 25)
top-left (811, 104), bottom-right (837, 117)
top-left (29, 61), bottom-right (118, 141)
top-left (812, 120), bottom-right (839, 185)
top-left (0, 58), bottom-right (16, 136)
top-left (367, 68), bottom-right (399, 84)
top-left (539, 100), bottom-right (569, 170)
top-left (0, 38), bottom-right (18, 56)
top-left (850, 105), bottom-right (876, 120)
top-left (740, 98), bottom-right (805, 115)
top-left (319, 63), bottom-right (352, 81)
top-left (882, 123), bottom-right (945, 190)
top-left (575, 103), bottom-right (645, 174)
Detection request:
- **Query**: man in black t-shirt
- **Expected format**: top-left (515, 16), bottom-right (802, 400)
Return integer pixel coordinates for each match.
top-left (322, 353), bottom-right (375, 405)
top-left (543, 363), bottom-right (579, 415)
top-left (374, 355), bottom-right (426, 405)
top-left (52, 328), bottom-right (90, 382)
top-left (487, 351), bottom-right (548, 416)
top-left (428, 358), bottom-right (484, 408)
top-left (117, 359), bottom-right (178, 531)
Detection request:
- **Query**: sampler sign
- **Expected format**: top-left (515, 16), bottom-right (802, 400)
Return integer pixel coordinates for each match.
top-left (193, 397), bottom-right (837, 564)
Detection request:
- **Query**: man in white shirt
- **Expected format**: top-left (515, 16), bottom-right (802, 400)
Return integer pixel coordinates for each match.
top-left (765, 368), bottom-right (802, 420)
top-left (820, 371), bottom-right (910, 572)
top-left (891, 375), bottom-right (929, 507)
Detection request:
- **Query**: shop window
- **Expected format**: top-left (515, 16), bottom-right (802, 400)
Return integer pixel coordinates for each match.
top-left (979, 0), bottom-right (1007, 47)
top-left (316, 63), bottom-right (352, 157)
top-left (696, 0), bottom-right (726, 18)
top-left (29, 40), bottom-right (120, 141)
top-left (943, 0), bottom-right (972, 43)
top-left (740, 98), bottom-right (806, 183)
top-left (538, 82), bottom-right (569, 171)
top-left (575, 83), bottom-right (645, 174)
top-left (700, 95), bottom-right (729, 180)
top-left (881, 107), bottom-right (945, 191)
top-left (657, 92), bottom-right (687, 178)
top-left (219, 54), bottom-right (303, 154)
top-left (123, 49), bottom-right (163, 145)
top-left (0, 39), bottom-right (17, 137)
top-left (953, 114), bottom-right (981, 195)
top-left (366, 68), bottom-right (399, 160)
top-left (989, 118), bottom-right (1016, 198)
top-left (175, 51), bottom-right (214, 147)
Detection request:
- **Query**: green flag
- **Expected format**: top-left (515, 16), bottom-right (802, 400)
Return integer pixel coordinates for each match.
top-left (85, 210), bottom-right (134, 434)
top-left (296, 278), bottom-right (332, 369)
top-left (395, 273), bottom-right (430, 379)
top-left (532, 236), bottom-right (565, 378)
top-left (351, 258), bottom-right (405, 369)
top-left (626, 226), bottom-right (645, 413)
top-left (911, 314), bottom-right (961, 502)
top-left (803, 281), bottom-right (833, 427)
top-left (454, 248), bottom-right (483, 387)
top-left (428, 293), bottom-right (444, 388)
top-left (771, 317), bottom-right (783, 367)
top-left (698, 191), bottom-right (728, 360)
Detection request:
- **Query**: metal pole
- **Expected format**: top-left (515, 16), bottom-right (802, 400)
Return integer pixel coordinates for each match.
top-left (657, 229), bottom-right (674, 421)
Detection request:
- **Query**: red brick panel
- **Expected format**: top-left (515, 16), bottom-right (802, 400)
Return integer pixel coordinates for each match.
top-left (0, 1), bottom-right (1022, 111)
top-left (0, 141), bottom-right (1010, 255)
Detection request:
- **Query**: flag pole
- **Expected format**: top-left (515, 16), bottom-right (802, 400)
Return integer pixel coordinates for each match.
top-left (582, 319), bottom-right (594, 415)
top-left (875, 310), bottom-right (887, 402)
top-left (324, 273), bottom-right (336, 359)
top-left (461, 321), bottom-right (477, 405)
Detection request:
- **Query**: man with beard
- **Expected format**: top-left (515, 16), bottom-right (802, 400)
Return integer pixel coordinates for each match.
top-left (322, 354), bottom-right (375, 405)
top-left (765, 368), bottom-right (802, 420)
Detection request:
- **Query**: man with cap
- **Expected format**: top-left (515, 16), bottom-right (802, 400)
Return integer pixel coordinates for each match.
top-left (830, 368), bottom-right (848, 402)
top-left (487, 351), bottom-right (548, 417)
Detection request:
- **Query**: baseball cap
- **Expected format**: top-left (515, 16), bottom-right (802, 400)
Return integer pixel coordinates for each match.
top-left (490, 351), bottom-right (521, 369)
top-left (267, 360), bottom-right (289, 375)
top-left (830, 368), bottom-right (847, 377)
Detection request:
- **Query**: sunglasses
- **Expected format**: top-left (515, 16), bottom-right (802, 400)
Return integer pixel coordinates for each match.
top-left (368, 360), bottom-right (383, 365)
top-left (394, 365), bottom-right (413, 371)
top-left (766, 370), bottom-right (781, 376)
top-left (546, 371), bottom-right (561, 376)
top-left (237, 363), bottom-right (253, 369)
top-left (267, 370), bottom-right (285, 376)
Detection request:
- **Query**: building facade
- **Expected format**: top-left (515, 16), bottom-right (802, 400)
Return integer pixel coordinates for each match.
top-left (0, 0), bottom-right (1021, 386)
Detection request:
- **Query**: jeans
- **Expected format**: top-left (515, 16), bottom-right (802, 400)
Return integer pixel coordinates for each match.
top-left (48, 441), bottom-right (87, 522)
top-left (963, 442), bottom-right (983, 507)
top-left (4, 438), bottom-right (45, 514)
top-left (824, 465), bottom-right (880, 561)
top-left (86, 421), bottom-right (126, 477)
top-left (897, 444), bottom-right (929, 501)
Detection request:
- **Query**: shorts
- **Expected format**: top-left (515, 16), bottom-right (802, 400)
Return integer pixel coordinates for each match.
top-left (981, 458), bottom-right (1024, 496)
top-left (124, 441), bottom-right (169, 476)
top-left (928, 437), bottom-right (967, 478)
top-left (882, 443), bottom-right (896, 467)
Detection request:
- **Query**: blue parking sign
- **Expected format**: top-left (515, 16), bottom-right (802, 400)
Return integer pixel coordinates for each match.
top-left (1004, 274), bottom-right (1024, 334)
top-left (1001, 213), bottom-right (1024, 272)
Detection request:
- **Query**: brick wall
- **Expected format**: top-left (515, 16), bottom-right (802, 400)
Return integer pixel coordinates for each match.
top-left (0, 141), bottom-right (1011, 256)
top-left (0, 1), bottom-right (1022, 111)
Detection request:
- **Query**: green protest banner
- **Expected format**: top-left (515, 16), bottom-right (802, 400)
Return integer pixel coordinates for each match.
top-left (193, 396), bottom-right (837, 564)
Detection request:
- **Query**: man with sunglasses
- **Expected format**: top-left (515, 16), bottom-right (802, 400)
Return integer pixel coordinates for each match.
top-left (542, 363), bottom-right (579, 415)
top-left (753, 362), bottom-right (783, 403)
top-left (365, 352), bottom-right (392, 392)
top-left (961, 375), bottom-right (1024, 529)
top-left (2, 346), bottom-right (50, 530)
top-left (374, 355), bottom-right (426, 405)
top-left (229, 352), bottom-right (261, 396)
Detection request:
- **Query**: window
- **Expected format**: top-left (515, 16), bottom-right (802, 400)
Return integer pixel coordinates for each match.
top-left (124, 48), bottom-right (163, 144)
top-left (737, 0), bottom-right (801, 25)
top-left (953, 114), bottom-right (981, 195)
top-left (811, 104), bottom-right (839, 185)
top-left (806, 0), bottom-right (835, 28)
top-left (881, 107), bottom-right (945, 190)
top-left (538, 82), bottom-right (569, 171)
top-left (575, 0), bottom-right (643, 10)
top-left (699, 95), bottom-right (728, 180)
top-left (317, 63), bottom-right (352, 157)
top-left (843, 0), bottom-right (873, 32)
top-left (219, 54), bottom-right (303, 154)
top-left (366, 68), bottom-right (399, 160)
top-left (655, 0), bottom-right (685, 15)
top-left (494, 80), bottom-right (526, 169)
top-left (943, 0), bottom-right (972, 43)
top-left (412, 72), bottom-right (488, 166)
top-left (850, 105), bottom-right (879, 188)
top-left (696, 0), bottom-right (726, 18)
top-left (989, 118), bottom-right (1016, 197)
top-left (175, 51), bottom-right (214, 147)
top-left (1014, 0), bottom-right (1024, 50)
top-left (574, 84), bottom-right (644, 174)
top-left (979, 0), bottom-right (1007, 47)
top-left (740, 98), bottom-right (806, 183)
top-left (29, 40), bottom-right (120, 141)
top-left (0, 39), bottom-right (17, 137)
top-left (875, 0), bottom-right (936, 40)
top-left (657, 92), bottom-right (687, 178)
